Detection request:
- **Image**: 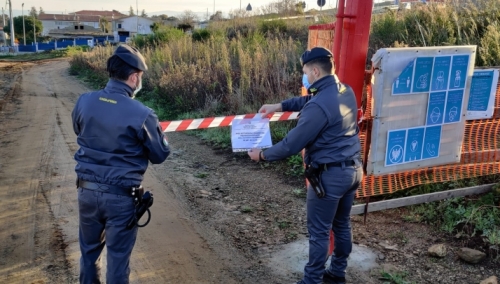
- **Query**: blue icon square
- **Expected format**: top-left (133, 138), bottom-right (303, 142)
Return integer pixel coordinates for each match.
top-left (431, 56), bottom-right (451, 91)
top-left (422, 125), bottom-right (441, 159)
top-left (449, 55), bottom-right (469, 90)
top-left (392, 60), bottom-right (414, 95)
top-left (386, 129), bottom-right (407, 166)
top-left (426, 92), bottom-right (446, 125)
top-left (412, 57), bottom-right (434, 93)
top-left (404, 127), bottom-right (424, 162)
top-left (444, 89), bottom-right (464, 123)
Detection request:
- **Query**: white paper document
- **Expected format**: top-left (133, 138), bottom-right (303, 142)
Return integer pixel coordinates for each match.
top-left (231, 117), bottom-right (273, 152)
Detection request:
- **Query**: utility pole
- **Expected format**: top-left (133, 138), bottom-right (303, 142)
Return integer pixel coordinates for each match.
top-left (22, 3), bottom-right (25, 45)
top-left (2, 7), bottom-right (5, 27)
top-left (136, 0), bottom-right (139, 36)
top-left (8, 0), bottom-right (14, 48)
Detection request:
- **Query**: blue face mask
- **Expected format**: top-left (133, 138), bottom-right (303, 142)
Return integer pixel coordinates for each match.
top-left (302, 73), bottom-right (311, 89)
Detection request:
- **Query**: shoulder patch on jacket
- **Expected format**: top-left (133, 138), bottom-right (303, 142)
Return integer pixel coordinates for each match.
top-left (99, 97), bottom-right (117, 104)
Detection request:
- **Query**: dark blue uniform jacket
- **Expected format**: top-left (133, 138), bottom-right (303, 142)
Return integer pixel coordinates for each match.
top-left (264, 75), bottom-right (360, 167)
top-left (72, 79), bottom-right (170, 188)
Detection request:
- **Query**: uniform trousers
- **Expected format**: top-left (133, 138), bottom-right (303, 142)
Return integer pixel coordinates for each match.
top-left (302, 162), bottom-right (363, 284)
top-left (78, 187), bottom-right (138, 284)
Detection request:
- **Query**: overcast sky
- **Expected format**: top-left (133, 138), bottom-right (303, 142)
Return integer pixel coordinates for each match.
top-left (3, 0), bottom-right (392, 19)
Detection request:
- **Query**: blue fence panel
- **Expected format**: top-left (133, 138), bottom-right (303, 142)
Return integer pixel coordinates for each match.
top-left (38, 43), bottom-right (55, 51)
top-left (58, 41), bottom-right (74, 48)
top-left (119, 36), bottom-right (127, 42)
top-left (95, 37), bottom-right (107, 44)
top-left (75, 39), bottom-right (88, 46)
top-left (18, 45), bottom-right (37, 52)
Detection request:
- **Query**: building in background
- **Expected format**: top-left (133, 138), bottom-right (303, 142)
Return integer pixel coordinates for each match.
top-left (39, 10), bottom-right (127, 37)
top-left (112, 16), bottom-right (154, 42)
top-left (0, 24), bottom-right (6, 46)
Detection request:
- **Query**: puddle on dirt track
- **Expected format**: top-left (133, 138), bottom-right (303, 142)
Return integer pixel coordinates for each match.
top-left (265, 236), bottom-right (379, 277)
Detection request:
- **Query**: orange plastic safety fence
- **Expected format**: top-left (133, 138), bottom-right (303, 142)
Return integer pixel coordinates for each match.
top-left (308, 28), bottom-right (335, 53)
top-left (356, 79), bottom-right (500, 198)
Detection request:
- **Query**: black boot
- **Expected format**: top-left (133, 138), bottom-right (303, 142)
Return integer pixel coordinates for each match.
top-left (323, 271), bottom-right (346, 284)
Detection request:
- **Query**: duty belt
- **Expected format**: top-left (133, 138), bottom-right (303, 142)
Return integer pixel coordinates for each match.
top-left (77, 179), bottom-right (135, 197)
top-left (319, 160), bottom-right (356, 171)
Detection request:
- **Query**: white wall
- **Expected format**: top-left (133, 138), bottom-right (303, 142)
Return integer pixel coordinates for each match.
top-left (117, 16), bottom-right (154, 35)
top-left (40, 20), bottom-right (99, 36)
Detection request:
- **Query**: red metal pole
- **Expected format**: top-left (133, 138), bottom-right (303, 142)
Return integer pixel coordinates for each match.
top-left (332, 0), bottom-right (345, 67)
top-left (337, 0), bottom-right (374, 112)
top-left (327, 0), bottom-right (374, 257)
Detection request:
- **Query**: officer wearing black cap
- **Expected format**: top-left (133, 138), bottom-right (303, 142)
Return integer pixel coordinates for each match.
top-left (72, 44), bottom-right (170, 283)
top-left (248, 47), bottom-right (363, 284)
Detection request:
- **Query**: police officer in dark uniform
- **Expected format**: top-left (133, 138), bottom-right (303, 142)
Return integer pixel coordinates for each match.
top-left (248, 47), bottom-right (363, 284)
top-left (72, 44), bottom-right (170, 284)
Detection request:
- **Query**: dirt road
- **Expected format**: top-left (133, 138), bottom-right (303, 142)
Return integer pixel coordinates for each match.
top-left (0, 60), bottom-right (244, 283)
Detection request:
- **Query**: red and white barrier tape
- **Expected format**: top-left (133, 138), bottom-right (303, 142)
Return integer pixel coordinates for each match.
top-left (160, 112), bottom-right (300, 132)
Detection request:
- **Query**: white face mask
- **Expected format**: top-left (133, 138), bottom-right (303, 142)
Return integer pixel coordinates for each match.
top-left (133, 74), bottom-right (142, 97)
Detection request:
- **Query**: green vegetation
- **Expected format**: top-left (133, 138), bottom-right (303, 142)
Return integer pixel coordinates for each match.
top-left (240, 205), bottom-right (254, 213)
top-left (278, 220), bottom-right (290, 229)
top-left (194, 172), bottom-right (209, 178)
top-left (292, 188), bottom-right (307, 198)
top-left (370, 0), bottom-right (500, 66)
top-left (2, 16), bottom-right (43, 44)
top-left (380, 270), bottom-right (415, 284)
top-left (404, 190), bottom-right (500, 246)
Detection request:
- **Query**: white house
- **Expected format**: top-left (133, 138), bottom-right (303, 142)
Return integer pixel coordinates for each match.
top-left (112, 16), bottom-right (154, 41)
top-left (39, 10), bottom-right (127, 37)
top-left (39, 14), bottom-right (101, 36)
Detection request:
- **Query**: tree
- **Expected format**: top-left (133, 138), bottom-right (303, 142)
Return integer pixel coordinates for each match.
top-left (158, 14), bottom-right (169, 20)
top-left (177, 10), bottom-right (198, 31)
top-left (260, 0), bottom-right (299, 16)
top-left (39, 7), bottom-right (45, 15)
top-left (141, 9), bottom-right (147, 17)
top-left (3, 16), bottom-right (43, 43)
top-left (150, 22), bottom-right (162, 32)
top-left (29, 7), bottom-right (38, 19)
top-left (100, 18), bottom-right (109, 33)
top-left (209, 11), bottom-right (223, 21)
top-left (129, 6), bottom-right (135, 16)
top-left (1, 14), bottom-right (9, 24)
top-left (295, 1), bottom-right (306, 14)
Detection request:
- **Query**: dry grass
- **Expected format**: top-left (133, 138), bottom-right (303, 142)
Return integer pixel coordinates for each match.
top-left (70, 0), bottom-right (500, 119)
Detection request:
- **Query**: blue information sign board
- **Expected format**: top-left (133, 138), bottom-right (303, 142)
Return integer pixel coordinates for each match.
top-left (449, 55), bottom-right (469, 90)
top-left (426, 91), bottom-right (446, 125)
top-left (412, 57), bottom-right (434, 93)
top-left (404, 127), bottom-right (425, 162)
top-left (384, 51), bottom-right (473, 171)
top-left (444, 89), bottom-right (464, 124)
top-left (431, 56), bottom-right (451, 92)
top-left (468, 70), bottom-right (494, 111)
top-left (392, 60), bottom-right (415, 95)
top-left (385, 129), bottom-right (407, 166)
top-left (422, 125), bottom-right (442, 160)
